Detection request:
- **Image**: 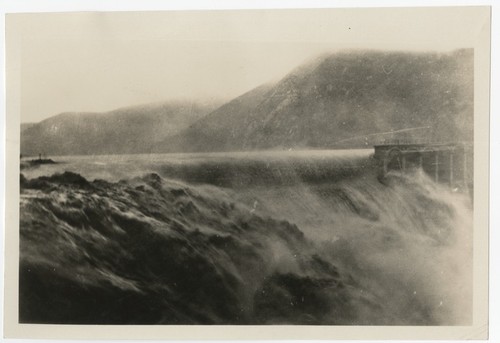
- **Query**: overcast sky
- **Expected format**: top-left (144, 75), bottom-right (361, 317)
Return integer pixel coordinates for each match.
top-left (8, 7), bottom-right (486, 123)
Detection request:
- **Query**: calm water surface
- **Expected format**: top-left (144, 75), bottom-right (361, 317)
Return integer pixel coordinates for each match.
top-left (21, 149), bottom-right (374, 186)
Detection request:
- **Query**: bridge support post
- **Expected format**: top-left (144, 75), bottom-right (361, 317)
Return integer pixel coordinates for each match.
top-left (463, 150), bottom-right (467, 189)
top-left (435, 153), bottom-right (439, 183)
top-left (449, 153), bottom-right (454, 186)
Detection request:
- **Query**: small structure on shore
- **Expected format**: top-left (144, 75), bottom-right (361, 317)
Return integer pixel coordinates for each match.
top-left (20, 152), bottom-right (56, 170)
top-left (30, 152), bottom-right (56, 165)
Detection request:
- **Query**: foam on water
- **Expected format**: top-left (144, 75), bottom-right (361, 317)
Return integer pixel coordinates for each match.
top-left (19, 150), bottom-right (472, 325)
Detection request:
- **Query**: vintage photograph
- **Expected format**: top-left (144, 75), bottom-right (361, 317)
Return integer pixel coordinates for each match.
top-left (4, 6), bottom-right (491, 338)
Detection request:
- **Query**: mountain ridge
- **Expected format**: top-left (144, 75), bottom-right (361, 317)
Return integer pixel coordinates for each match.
top-left (157, 49), bottom-right (473, 152)
top-left (21, 100), bottom-right (221, 156)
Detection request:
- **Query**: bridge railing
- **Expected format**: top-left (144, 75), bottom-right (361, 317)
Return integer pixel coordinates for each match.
top-left (374, 138), bottom-right (432, 146)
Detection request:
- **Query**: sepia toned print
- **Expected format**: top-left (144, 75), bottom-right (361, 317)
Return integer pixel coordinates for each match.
top-left (5, 7), bottom-right (490, 340)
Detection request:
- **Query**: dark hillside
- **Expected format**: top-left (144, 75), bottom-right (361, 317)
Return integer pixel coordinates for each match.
top-left (160, 49), bottom-right (473, 152)
top-left (21, 101), bottom-right (220, 156)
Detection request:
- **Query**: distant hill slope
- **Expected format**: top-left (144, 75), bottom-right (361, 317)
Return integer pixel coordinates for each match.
top-left (21, 123), bottom-right (36, 133)
top-left (21, 101), bottom-right (220, 156)
top-left (159, 49), bottom-right (473, 152)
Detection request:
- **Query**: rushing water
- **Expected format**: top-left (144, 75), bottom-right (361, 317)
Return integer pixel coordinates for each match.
top-left (19, 150), bottom-right (473, 325)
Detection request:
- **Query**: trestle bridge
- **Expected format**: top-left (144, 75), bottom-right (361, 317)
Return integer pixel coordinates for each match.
top-left (373, 143), bottom-right (473, 190)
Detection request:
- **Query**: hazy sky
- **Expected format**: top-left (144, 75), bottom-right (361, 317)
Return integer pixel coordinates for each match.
top-left (8, 7), bottom-right (486, 123)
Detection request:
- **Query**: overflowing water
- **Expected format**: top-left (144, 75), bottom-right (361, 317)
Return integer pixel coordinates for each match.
top-left (19, 150), bottom-right (472, 325)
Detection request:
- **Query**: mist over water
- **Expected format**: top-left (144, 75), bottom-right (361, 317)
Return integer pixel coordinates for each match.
top-left (19, 150), bottom-right (472, 325)
top-left (242, 170), bottom-right (472, 325)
